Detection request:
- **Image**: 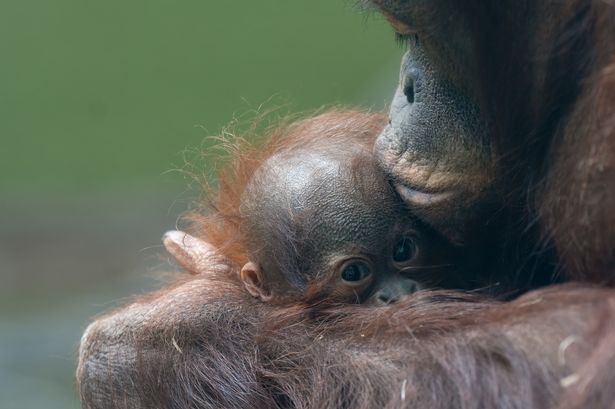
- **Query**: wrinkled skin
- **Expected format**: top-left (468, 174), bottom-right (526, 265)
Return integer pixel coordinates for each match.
top-left (240, 140), bottom-right (466, 304)
top-left (371, 0), bottom-right (615, 282)
top-left (376, 39), bottom-right (494, 243)
top-left (175, 111), bottom-right (475, 307)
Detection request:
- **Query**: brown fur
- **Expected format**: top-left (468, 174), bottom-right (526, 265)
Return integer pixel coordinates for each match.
top-left (77, 277), bottom-right (615, 409)
top-left (186, 110), bottom-right (387, 274)
top-left (77, 1), bottom-right (615, 408)
top-left (368, 0), bottom-right (615, 405)
top-left (179, 110), bottom-right (472, 304)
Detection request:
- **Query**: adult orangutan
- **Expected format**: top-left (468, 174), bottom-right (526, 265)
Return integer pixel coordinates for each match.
top-left (370, 0), bottom-right (615, 283)
top-left (77, 1), bottom-right (615, 408)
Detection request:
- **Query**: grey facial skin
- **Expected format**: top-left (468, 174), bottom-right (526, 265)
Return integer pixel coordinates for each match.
top-left (375, 40), bottom-right (496, 245)
top-left (240, 145), bottom-right (462, 305)
top-left (369, 0), bottom-right (611, 292)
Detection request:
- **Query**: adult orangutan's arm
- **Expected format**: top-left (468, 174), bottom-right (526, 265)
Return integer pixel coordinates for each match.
top-left (77, 279), bottom-right (615, 409)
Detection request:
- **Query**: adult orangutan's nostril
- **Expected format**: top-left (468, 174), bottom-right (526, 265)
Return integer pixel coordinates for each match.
top-left (403, 78), bottom-right (415, 104)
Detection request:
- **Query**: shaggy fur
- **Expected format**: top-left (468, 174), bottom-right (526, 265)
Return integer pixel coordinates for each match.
top-left (77, 1), bottom-right (615, 408)
top-left (77, 277), bottom-right (615, 408)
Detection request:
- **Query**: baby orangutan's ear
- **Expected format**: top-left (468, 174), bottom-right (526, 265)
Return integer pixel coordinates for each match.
top-left (163, 230), bottom-right (230, 275)
top-left (240, 262), bottom-right (272, 302)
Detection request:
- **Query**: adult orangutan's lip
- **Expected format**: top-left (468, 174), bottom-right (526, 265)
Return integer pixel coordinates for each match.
top-left (394, 183), bottom-right (456, 206)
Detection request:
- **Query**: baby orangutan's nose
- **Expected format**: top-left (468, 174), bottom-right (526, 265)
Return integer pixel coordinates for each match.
top-left (374, 279), bottom-right (420, 305)
top-left (376, 289), bottom-right (398, 305)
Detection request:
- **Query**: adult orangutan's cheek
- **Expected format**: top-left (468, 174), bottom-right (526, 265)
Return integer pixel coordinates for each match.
top-left (376, 45), bottom-right (495, 205)
top-left (375, 43), bottom-right (499, 245)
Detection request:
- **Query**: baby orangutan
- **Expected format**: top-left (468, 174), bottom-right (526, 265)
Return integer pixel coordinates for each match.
top-left (164, 111), bottom-right (467, 306)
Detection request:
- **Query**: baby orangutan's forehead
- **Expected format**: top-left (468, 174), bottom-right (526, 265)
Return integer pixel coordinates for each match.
top-left (240, 150), bottom-right (402, 269)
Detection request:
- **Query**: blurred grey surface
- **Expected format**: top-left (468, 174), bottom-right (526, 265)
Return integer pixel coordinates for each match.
top-left (0, 190), bottom-right (183, 409)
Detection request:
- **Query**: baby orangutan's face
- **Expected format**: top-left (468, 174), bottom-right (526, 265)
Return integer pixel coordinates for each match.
top-left (239, 150), bottom-right (463, 305)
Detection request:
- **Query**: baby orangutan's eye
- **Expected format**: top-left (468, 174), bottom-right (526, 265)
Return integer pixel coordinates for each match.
top-left (392, 236), bottom-right (418, 263)
top-left (340, 260), bottom-right (372, 283)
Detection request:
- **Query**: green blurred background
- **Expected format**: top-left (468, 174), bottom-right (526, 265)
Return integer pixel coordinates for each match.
top-left (0, 1), bottom-right (400, 408)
